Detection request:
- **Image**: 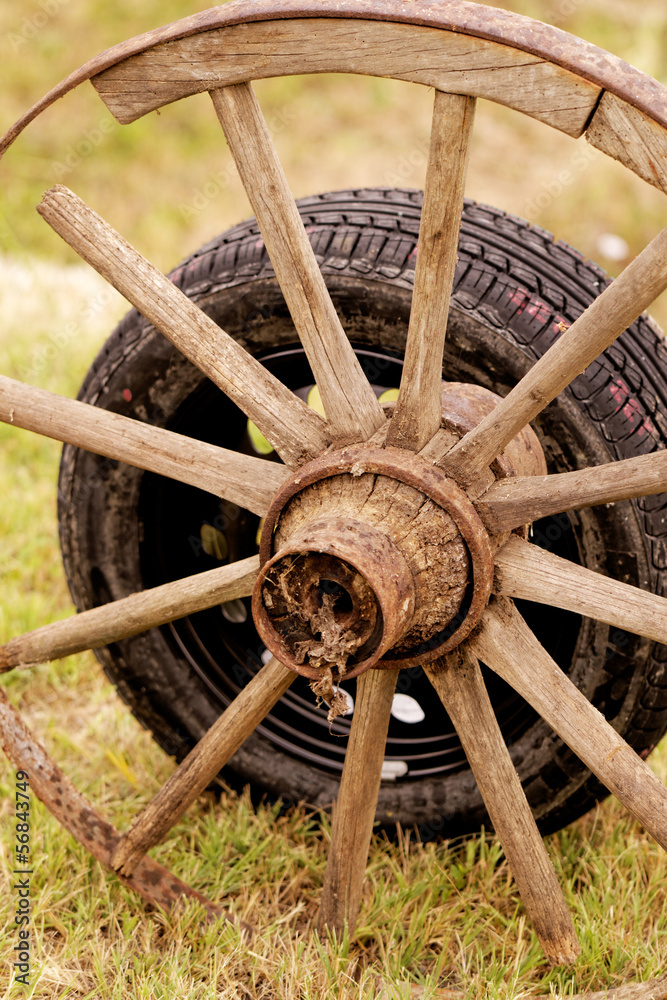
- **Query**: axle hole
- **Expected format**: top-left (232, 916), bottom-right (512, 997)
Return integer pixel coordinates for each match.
top-left (318, 579), bottom-right (354, 619)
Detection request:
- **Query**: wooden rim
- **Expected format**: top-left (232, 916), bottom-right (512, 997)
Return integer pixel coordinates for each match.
top-left (3, 0), bottom-right (667, 153)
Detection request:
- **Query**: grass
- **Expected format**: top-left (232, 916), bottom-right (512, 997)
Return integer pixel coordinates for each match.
top-left (1, 0), bottom-right (667, 997)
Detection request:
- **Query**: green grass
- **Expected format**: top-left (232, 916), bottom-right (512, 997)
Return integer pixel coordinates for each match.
top-left (1, 0), bottom-right (667, 997)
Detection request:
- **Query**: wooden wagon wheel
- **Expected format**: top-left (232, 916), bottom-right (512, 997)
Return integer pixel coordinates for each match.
top-left (3, 0), bottom-right (667, 980)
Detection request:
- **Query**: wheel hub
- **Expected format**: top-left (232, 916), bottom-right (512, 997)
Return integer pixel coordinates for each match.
top-left (253, 383), bottom-right (546, 682)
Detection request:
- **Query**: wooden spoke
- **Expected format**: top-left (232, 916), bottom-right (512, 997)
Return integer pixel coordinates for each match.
top-left (112, 656), bottom-right (294, 876)
top-left (210, 84), bottom-right (385, 445)
top-left (0, 556), bottom-right (258, 672)
top-left (425, 650), bottom-right (579, 966)
top-left (317, 668), bottom-right (398, 937)
top-left (0, 683), bottom-right (232, 921)
top-left (470, 599), bottom-right (667, 851)
top-left (0, 375), bottom-right (287, 516)
top-left (443, 224), bottom-right (667, 485)
top-left (418, 423), bottom-right (459, 465)
top-left (495, 534), bottom-right (667, 645)
top-left (477, 449), bottom-right (667, 533)
top-left (37, 186), bottom-right (329, 468)
top-left (386, 92), bottom-right (475, 451)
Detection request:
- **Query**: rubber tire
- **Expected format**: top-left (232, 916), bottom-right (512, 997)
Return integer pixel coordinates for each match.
top-left (58, 188), bottom-right (667, 839)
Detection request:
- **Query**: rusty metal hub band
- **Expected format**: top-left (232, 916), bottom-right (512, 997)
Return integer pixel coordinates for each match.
top-left (253, 516), bottom-right (416, 681)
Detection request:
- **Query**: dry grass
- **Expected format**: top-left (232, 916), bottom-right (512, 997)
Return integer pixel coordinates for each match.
top-left (1, 0), bottom-right (667, 997)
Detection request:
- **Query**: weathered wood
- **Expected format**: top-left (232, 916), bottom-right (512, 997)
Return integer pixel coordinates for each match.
top-left (9, 0), bottom-right (667, 160)
top-left (112, 656), bottom-right (294, 875)
top-left (263, 444), bottom-right (494, 668)
top-left (0, 683), bottom-right (232, 921)
top-left (422, 381), bottom-right (548, 481)
top-left (587, 91), bottom-right (667, 193)
top-left (93, 19), bottom-right (600, 137)
top-left (0, 556), bottom-right (258, 671)
top-left (470, 599), bottom-right (667, 852)
top-left (476, 449), bottom-right (667, 534)
top-left (425, 650), bottom-right (580, 967)
top-left (317, 668), bottom-right (398, 935)
top-left (210, 83), bottom-right (384, 446)
top-left (377, 974), bottom-right (667, 1000)
top-left (272, 466), bottom-right (469, 665)
top-left (37, 186), bottom-right (328, 469)
top-left (444, 224), bottom-right (667, 485)
top-left (418, 424), bottom-right (459, 464)
top-left (494, 535), bottom-right (667, 646)
top-left (0, 374), bottom-right (286, 517)
top-left (257, 516), bottom-right (416, 680)
top-left (387, 92), bottom-right (475, 451)
top-left (557, 977), bottom-right (667, 1000)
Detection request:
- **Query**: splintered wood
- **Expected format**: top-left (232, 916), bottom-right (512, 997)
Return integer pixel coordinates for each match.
top-left (256, 511), bottom-right (416, 681)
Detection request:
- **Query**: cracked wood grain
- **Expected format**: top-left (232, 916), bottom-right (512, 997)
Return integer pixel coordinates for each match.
top-left (494, 534), bottom-right (667, 646)
top-left (476, 449), bottom-right (667, 533)
top-left (0, 374), bottom-right (287, 516)
top-left (587, 91), bottom-right (667, 193)
top-left (387, 91), bottom-right (475, 451)
top-left (92, 18), bottom-right (600, 137)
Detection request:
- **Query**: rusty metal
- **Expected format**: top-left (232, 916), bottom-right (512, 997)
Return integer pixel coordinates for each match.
top-left (253, 517), bottom-right (415, 681)
top-left (2, 0), bottom-right (667, 159)
top-left (0, 684), bottom-right (247, 926)
top-left (439, 382), bottom-right (547, 480)
top-left (257, 445), bottom-right (495, 668)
